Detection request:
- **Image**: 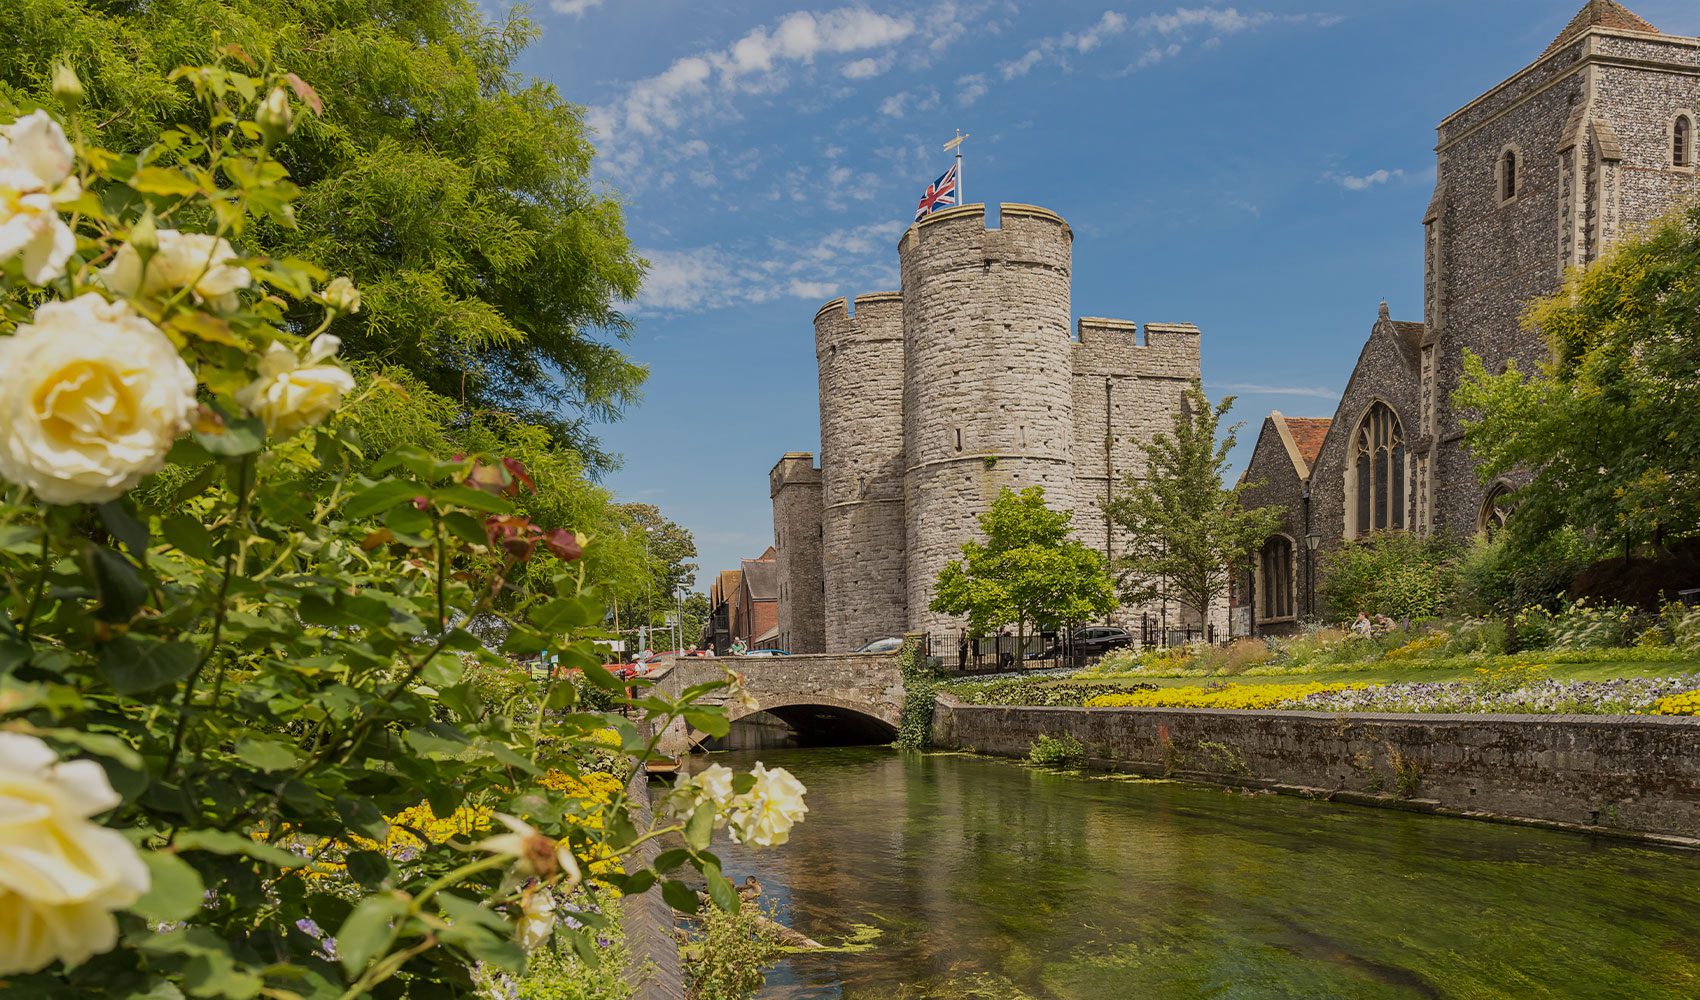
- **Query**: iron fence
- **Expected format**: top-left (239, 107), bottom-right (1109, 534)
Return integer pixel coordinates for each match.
top-left (920, 616), bottom-right (1224, 676)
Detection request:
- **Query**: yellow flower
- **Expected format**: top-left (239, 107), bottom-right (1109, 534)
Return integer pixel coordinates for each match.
top-left (0, 733), bottom-right (150, 975)
top-left (1085, 682), bottom-right (1366, 711)
top-left (100, 229), bottom-right (252, 312)
top-left (235, 337), bottom-right (356, 438)
top-left (0, 295), bottom-right (198, 505)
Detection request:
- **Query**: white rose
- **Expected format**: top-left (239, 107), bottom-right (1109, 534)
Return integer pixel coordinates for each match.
top-left (234, 335), bottom-right (356, 438)
top-left (321, 276), bottom-right (361, 315)
top-left (666, 763), bottom-right (737, 827)
top-left (0, 295), bottom-right (198, 505)
top-left (727, 763), bottom-right (808, 848)
top-left (0, 111), bottom-right (79, 285)
top-left (100, 229), bottom-right (252, 312)
top-left (0, 732), bottom-right (150, 975)
top-left (516, 886), bottom-right (556, 952)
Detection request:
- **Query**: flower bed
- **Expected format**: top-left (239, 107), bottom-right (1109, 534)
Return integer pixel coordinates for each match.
top-left (1076, 672), bottom-right (1700, 717)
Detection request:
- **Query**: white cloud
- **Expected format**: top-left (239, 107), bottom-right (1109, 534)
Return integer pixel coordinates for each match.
top-left (1137, 7), bottom-right (1274, 36)
top-left (550, 0), bottom-right (603, 15)
top-left (1136, 43), bottom-right (1184, 68)
top-left (1210, 382), bottom-right (1341, 400)
top-left (957, 73), bottom-right (989, 106)
top-left (1001, 10), bottom-right (1129, 79)
top-left (878, 87), bottom-right (940, 119)
top-left (592, 7), bottom-right (915, 177)
top-left (1326, 168), bottom-right (1404, 191)
top-left (635, 220), bottom-right (909, 314)
top-left (841, 57), bottom-right (887, 79)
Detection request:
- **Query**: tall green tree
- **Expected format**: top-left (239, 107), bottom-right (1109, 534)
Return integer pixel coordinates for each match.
top-left (616, 502), bottom-right (698, 626)
top-left (1107, 382), bottom-right (1281, 624)
top-left (930, 487), bottom-right (1117, 651)
top-left (0, 0), bottom-right (645, 465)
top-left (1456, 199), bottom-right (1700, 553)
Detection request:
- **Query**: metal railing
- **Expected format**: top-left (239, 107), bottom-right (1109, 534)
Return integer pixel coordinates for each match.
top-left (921, 616), bottom-right (1224, 676)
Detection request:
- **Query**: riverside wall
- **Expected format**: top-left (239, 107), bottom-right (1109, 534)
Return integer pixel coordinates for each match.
top-left (932, 696), bottom-right (1700, 843)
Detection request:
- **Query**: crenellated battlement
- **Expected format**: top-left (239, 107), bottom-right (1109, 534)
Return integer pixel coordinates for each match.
top-left (781, 199), bottom-right (1202, 649)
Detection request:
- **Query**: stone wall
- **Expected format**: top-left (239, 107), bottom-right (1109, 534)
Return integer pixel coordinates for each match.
top-left (816, 294), bottom-right (908, 651)
top-left (653, 652), bottom-right (905, 748)
top-left (932, 697), bottom-right (1700, 842)
top-left (769, 454), bottom-right (825, 654)
top-left (1236, 416), bottom-right (1311, 633)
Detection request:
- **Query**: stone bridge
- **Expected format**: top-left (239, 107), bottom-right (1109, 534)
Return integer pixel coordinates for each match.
top-left (652, 652), bottom-right (904, 749)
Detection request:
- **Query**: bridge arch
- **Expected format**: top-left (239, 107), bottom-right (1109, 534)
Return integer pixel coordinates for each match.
top-left (655, 652), bottom-right (906, 750)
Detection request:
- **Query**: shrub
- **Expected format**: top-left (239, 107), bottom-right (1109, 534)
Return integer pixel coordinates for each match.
top-left (1666, 603), bottom-right (1700, 654)
top-left (1320, 532), bottom-right (1459, 621)
top-left (950, 678), bottom-right (1150, 707)
top-left (1454, 528), bottom-right (1601, 616)
top-left (1027, 733), bottom-right (1087, 768)
top-left (1550, 598), bottom-right (1636, 650)
top-left (683, 898), bottom-right (786, 1000)
top-left (1191, 638), bottom-right (1275, 675)
top-left (1443, 618), bottom-right (1509, 657)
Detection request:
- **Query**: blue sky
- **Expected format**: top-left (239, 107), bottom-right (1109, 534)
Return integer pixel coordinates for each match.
top-left (506, 0), bottom-right (1700, 591)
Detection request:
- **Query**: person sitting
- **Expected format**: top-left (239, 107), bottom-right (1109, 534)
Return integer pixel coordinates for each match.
top-left (1351, 612), bottom-right (1373, 637)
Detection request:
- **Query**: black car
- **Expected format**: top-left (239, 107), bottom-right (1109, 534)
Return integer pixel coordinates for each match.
top-left (1055, 626), bottom-right (1134, 657)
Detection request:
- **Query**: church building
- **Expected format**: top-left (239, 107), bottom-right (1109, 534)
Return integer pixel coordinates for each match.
top-left (1239, 1), bottom-right (1700, 632)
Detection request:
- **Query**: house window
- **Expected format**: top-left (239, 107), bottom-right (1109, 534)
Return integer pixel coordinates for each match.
top-left (1676, 115), bottom-right (1694, 168)
top-left (1259, 537), bottom-right (1295, 621)
top-left (1500, 147), bottom-right (1518, 201)
top-left (1350, 403), bottom-right (1406, 538)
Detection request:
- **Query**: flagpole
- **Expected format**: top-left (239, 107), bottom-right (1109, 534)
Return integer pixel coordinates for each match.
top-left (944, 129), bottom-right (969, 206)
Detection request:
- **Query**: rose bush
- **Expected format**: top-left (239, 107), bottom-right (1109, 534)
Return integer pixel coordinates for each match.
top-left (0, 63), bottom-right (799, 996)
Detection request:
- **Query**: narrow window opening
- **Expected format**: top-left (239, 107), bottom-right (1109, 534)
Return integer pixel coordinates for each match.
top-left (1676, 116), bottom-right (1693, 167)
top-left (1501, 149), bottom-right (1518, 200)
top-left (954, 428), bottom-right (963, 452)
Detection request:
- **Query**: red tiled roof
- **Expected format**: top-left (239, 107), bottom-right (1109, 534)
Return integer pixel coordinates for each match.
top-left (1544, 1), bottom-right (1660, 57)
top-left (1284, 418), bottom-right (1332, 471)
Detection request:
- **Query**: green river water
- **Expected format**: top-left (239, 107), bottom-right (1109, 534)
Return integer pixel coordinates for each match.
top-left (697, 747), bottom-right (1700, 999)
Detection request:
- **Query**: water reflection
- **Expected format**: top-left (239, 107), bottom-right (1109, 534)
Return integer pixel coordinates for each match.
top-left (691, 748), bottom-right (1700, 999)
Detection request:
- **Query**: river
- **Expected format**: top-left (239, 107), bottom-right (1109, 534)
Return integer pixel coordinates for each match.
top-left (693, 747), bottom-right (1700, 999)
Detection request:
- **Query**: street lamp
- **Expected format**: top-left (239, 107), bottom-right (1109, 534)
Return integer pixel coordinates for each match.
top-left (1304, 532), bottom-right (1322, 619)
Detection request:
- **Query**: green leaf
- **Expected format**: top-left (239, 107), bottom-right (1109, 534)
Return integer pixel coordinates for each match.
top-left (130, 166), bottom-right (201, 196)
top-left (344, 479), bottom-right (422, 520)
top-left (160, 515), bottom-right (216, 562)
top-left (84, 544), bottom-right (149, 623)
top-left (175, 829), bottom-right (300, 868)
top-left (335, 795), bottom-right (390, 841)
top-left (235, 737), bottom-right (299, 772)
top-left (194, 417), bottom-right (265, 457)
top-left (337, 894), bottom-right (408, 975)
top-left (579, 661), bottom-right (626, 692)
top-left (661, 879), bottom-right (700, 914)
top-left (684, 802), bottom-right (715, 851)
top-left (684, 707), bottom-right (731, 739)
top-left (345, 850), bottom-right (390, 889)
top-left (703, 861), bottom-right (739, 914)
top-left (100, 637), bottom-right (198, 696)
top-left (383, 502), bottom-right (432, 540)
top-left (132, 851), bottom-right (205, 921)
top-left (531, 595), bottom-right (603, 632)
top-left (441, 511), bottom-right (489, 547)
top-left (431, 483), bottom-right (515, 514)
top-left (98, 501), bottom-right (150, 558)
top-left (653, 848), bottom-right (691, 873)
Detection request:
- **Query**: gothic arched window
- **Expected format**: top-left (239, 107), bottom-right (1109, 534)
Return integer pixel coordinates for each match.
top-left (1350, 403), bottom-right (1405, 538)
top-left (1500, 147), bottom-right (1519, 201)
top-left (1259, 536), bottom-right (1295, 621)
top-left (1480, 483), bottom-right (1515, 537)
top-left (1675, 115), bottom-right (1694, 168)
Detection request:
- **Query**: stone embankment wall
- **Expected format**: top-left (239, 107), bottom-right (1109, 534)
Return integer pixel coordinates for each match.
top-left (932, 696), bottom-right (1700, 843)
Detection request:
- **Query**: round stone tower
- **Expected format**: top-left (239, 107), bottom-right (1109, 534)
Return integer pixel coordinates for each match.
top-left (815, 293), bottom-right (908, 650)
top-left (900, 204), bottom-right (1077, 636)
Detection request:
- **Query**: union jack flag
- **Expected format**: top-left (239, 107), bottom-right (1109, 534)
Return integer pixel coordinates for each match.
top-left (914, 162), bottom-right (959, 221)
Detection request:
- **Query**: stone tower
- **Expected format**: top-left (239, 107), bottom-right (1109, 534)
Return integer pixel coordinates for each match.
top-left (769, 453), bottom-right (825, 654)
top-left (814, 294), bottom-right (907, 650)
top-left (899, 205), bottom-right (1079, 637)
top-left (772, 202), bottom-right (1205, 649)
top-left (1417, 1), bottom-right (1700, 536)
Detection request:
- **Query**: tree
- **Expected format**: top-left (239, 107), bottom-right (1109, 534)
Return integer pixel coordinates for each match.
top-left (1456, 199), bottom-right (1700, 554)
top-left (929, 487), bottom-right (1117, 652)
top-left (616, 502), bottom-right (698, 627)
top-left (1107, 382), bottom-right (1282, 625)
top-left (0, 0), bottom-right (645, 465)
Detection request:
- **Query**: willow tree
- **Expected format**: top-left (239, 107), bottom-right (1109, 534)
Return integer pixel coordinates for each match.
top-left (0, 0), bottom-right (645, 465)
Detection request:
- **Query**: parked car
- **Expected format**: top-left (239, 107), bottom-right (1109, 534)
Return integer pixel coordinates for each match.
top-left (856, 637), bottom-right (904, 653)
top-left (1041, 626), bottom-right (1134, 658)
top-left (743, 648), bottom-right (790, 656)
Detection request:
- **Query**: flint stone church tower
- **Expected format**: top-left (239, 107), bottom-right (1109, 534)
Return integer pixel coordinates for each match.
top-left (770, 203), bottom-right (1203, 653)
top-left (1239, 1), bottom-right (1700, 633)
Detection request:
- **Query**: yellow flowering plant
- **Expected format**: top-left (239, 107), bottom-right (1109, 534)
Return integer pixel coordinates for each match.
top-left (0, 64), bottom-right (803, 995)
top-left (1085, 682), bottom-right (1368, 711)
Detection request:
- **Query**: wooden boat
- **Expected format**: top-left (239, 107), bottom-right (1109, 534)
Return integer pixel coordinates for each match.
top-left (644, 756), bottom-right (681, 780)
